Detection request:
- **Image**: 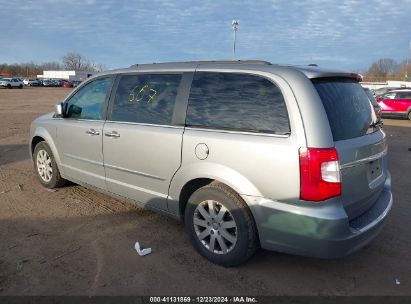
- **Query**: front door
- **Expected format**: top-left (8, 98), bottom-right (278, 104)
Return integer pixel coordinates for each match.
top-left (57, 77), bottom-right (113, 190)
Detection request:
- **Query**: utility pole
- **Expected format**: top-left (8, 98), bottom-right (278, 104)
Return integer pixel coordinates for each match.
top-left (232, 20), bottom-right (239, 59)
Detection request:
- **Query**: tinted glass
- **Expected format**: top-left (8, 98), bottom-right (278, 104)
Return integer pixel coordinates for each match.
top-left (186, 72), bottom-right (290, 134)
top-left (396, 91), bottom-right (411, 99)
top-left (313, 78), bottom-right (376, 141)
top-left (65, 77), bottom-right (112, 120)
top-left (111, 74), bottom-right (182, 125)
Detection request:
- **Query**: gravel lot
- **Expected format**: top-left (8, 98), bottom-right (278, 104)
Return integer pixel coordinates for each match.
top-left (0, 87), bottom-right (410, 296)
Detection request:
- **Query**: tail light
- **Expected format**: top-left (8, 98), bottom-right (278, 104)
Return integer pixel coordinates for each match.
top-left (299, 147), bottom-right (341, 201)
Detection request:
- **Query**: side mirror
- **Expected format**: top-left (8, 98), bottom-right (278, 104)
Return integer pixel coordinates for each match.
top-left (55, 102), bottom-right (64, 117)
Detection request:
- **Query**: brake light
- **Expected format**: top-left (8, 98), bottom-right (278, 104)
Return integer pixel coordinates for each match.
top-left (299, 147), bottom-right (341, 201)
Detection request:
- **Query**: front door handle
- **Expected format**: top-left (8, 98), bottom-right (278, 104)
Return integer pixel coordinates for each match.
top-left (105, 131), bottom-right (120, 138)
top-left (86, 128), bottom-right (100, 136)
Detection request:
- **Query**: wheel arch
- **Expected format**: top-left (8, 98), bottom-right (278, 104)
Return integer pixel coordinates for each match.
top-left (169, 162), bottom-right (262, 218)
top-left (30, 127), bottom-right (62, 167)
top-left (407, 106), bottom-right (411, 120)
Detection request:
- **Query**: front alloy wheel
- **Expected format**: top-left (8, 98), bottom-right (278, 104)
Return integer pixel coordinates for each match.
top-left (33, 141), bottom-right (65, 188)
top-left (36, 149), bottom-right (53, 183)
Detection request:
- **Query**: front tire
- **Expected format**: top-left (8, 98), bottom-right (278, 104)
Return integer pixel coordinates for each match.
top-left (33, 141), bottom-right (66, 188)
top-left (408, 111), bottom-right (411, 121)
top-left (185, 182), bottom-right (258, 266)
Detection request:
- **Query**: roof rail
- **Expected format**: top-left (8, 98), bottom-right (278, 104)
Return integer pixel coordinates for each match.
top-left (130, 60), bottom-right (271, 68)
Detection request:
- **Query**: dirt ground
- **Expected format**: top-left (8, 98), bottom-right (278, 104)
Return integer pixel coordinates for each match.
top-left (0, 87), bottom-right (410, 296)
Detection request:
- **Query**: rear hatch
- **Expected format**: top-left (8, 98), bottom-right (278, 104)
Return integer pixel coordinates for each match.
top-left (313, 78), bottom-right (387, 219)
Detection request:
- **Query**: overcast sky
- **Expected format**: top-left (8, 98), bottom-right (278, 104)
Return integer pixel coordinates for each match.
top-left (1, 0), bottom-right (411, 71)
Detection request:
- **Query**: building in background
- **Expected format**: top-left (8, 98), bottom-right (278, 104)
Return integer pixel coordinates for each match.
top-left (361, 80), bottom-right (411, 90)
top-left (37, 70), bottom-right (93, 81)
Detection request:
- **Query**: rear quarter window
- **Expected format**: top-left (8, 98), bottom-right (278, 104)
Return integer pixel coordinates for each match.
top-left (186, 72), bottom-right (290, 135)
top-left (313, 78), bottom-right (375, 141)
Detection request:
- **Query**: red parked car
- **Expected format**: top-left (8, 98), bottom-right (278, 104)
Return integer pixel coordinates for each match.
top-left (62, 81), bottom-right (73, 88)
top-left (376, 89), bottom-right (411, 120)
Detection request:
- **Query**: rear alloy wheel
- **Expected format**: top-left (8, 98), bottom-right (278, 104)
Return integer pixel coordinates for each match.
top-left (193, 199), bottom-right (238, 255)
top-left (33, 141), bottom-right (66, 188)
top-left (185, 182), bottom-right (258, 266)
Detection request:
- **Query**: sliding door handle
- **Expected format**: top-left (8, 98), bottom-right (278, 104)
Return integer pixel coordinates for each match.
top-left (105, 131), bottom-right (120, 138)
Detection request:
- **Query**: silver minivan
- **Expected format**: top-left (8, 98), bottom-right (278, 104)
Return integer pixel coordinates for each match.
top-left (30, 61), bottom-right (392, 266)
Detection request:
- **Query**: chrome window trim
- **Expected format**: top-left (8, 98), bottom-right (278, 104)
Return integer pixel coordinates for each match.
top-left (184, 126), bottom-right (290, 138)
top-left (105, 120), bottom-right (184, 130)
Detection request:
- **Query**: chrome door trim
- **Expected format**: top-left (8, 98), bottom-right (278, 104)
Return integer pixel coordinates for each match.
top-left (105, 121), bottom-right (184, 129)
top-left (340, 148), bottom-right (388, 169)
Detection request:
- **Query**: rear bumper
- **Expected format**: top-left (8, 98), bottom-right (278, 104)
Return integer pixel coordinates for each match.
top-left (245, 174), bottom-right (392, 258)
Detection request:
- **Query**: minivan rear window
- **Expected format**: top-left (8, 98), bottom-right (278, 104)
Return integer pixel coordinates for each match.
top-left (313, 78), bottom-right (375, 141)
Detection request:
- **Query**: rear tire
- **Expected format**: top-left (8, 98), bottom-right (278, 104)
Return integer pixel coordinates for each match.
top-left (19, 84), bottom-right (23, 89)
top-left (185, 182), bottom-right (258, 266)
top-left (7, 84), bottom-right (11, 89)
top-left (33, 141), bottom-right (66, 188)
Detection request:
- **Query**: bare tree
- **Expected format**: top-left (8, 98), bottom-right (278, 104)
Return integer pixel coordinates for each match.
top-left (395, 59), bottom-right (411, 81)
top-left (41, 61), bottom-right (62, 71)
top-left (62, 52), bottom-right (94, 71)
top-left (364, 58), bottom-right (399, 82)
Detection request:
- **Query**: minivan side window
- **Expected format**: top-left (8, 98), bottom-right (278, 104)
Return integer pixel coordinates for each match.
top-left (111, 74), bottom-right (182, 125)
top-left (65, 77), bottom-right (113, 120)
top-left (186, 72), bottom-right (290, 134)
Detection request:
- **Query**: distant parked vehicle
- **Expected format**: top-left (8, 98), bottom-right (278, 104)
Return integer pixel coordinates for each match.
top-left (0, 78), bottom-right (23, 89)
top-left (52, 79), bottom-right (64, 87)
top-left (376, 89), bottom-right (411, 120)
top-left (374, 87), bottom-right (410, 98)
top-left (23, 79), bottom-right (41, 86)
top-left (62, 81), bottom-right (73, 88)
top-left (71, 80), bottom-right (82, 87)
top-left (42, 80), bottom-right (54, 87)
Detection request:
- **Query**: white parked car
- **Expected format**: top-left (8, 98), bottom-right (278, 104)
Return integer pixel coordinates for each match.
top-left (23, 79), bottom-right (41, 86)
top-left (0, 78), bottom-right (23, 89)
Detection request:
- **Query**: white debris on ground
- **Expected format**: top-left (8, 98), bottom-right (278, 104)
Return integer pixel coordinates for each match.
top-left (134, 242), bottom-right (152, 256)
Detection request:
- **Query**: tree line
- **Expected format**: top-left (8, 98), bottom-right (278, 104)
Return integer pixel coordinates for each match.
top-left (1, 53), bottom-right (410, 82)
top-left (360, 58), bottom-right (410, 82)
top-left (0, 52), bottom-right (106, 78)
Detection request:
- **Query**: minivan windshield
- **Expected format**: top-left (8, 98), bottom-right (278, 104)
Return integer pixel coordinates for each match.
top-left (313, 78), bottom-right (377, 141)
